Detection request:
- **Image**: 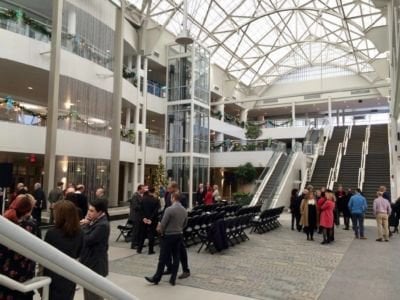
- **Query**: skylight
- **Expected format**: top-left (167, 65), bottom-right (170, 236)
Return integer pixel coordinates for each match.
top-left (126, 0), bottom-right (386, 87)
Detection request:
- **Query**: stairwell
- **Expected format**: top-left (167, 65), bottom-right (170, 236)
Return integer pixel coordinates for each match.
top-left (307, 126), bottom-right (346, 189)
top-left (334, 125), bottom-right (366, 191)
top-left (363, 124), bottom-right (391, 217)
top-left (259, 154), bottom-right (290, 206)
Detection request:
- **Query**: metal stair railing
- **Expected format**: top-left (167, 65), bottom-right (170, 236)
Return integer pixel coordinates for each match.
top-left (327, 142), bottom-right (343, 189)
top-left (343, 126), bottom-right (350, 155)
top-left (261, 152), bottom-right (294, 210)
top-left (250, 151), bottom-right (283, 206)
top-left (358, 125), bottom-right (370, 190)
top-left (0, 216), bottom-right (138, 300)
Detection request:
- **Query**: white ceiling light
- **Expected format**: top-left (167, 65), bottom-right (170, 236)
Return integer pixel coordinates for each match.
top-left (27, 86), bottom-right (33, 90)
top-left (175, 0), bottom-right (193, 45)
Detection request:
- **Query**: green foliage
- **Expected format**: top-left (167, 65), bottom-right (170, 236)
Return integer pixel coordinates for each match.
top-left (234, 162), bottom-right (257, 183)
top-left (245, 123), bottom-right (262, 139)
top-left (153, 156), bottom-right (168, 197)
top-left (232, 192), bottom-right (253, 206)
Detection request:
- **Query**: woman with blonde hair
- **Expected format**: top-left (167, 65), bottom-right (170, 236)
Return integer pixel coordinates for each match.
top-left (0, 194), bottom-right (36, 300)
top-left (43, 200), bottom-right (83, 300)
top-left (300, 191), bottom-right (318, 241)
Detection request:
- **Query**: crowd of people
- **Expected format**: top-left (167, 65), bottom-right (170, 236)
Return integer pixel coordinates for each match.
top-left (290, 185), bottom-right (400, 244)
top-left (0, 182), bottom-right (110, 300)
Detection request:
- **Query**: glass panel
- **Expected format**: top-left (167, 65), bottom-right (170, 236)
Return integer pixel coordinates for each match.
top-left (166, 157), bottom-right (190, 193)
top-left (193, 105), bottom-right (209, 154)
top-left (168, 56), bottom-right (192, 101)
top-left (167, 104), bottom-right (191, 153)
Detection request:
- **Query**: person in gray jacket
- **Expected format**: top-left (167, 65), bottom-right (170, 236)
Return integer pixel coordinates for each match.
top-left (145, 192), bottom-right (187, 286)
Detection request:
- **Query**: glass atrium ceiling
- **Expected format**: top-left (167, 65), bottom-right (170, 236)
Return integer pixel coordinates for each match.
top-left (126, 0), bottom-right (386, 87)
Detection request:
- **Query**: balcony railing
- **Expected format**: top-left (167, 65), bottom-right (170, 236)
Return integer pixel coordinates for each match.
top-left (146, 133), bottom-right (164, 149)
top-left (148, 81), bottom-right (166, 98)
top-left (211, 139), bottom-right (286, 152)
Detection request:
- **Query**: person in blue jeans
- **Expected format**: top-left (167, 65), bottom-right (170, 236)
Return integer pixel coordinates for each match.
top-left (348, 189), bottom-right (368, 239)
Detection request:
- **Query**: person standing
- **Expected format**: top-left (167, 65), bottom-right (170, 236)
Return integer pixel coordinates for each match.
top-left (129, 184), bottom-right (145, 249)
top-left (336, 185), bottom-right (350, 230)
top-left (319, 190), bottom-right (335, 245)
top-left (32, 182), bottom-right (46, 237)
top-left (80, 198), bottom-right (110, 300)
top-left (0, 194), bottom-right (36, 300)
top-left (373, 191), bottom-right (392, 242)
top-left (137, 187), bottom-right (160, 254)
top-left (145, 192), bottom-right (188, 286)
top-left (348, 188), bottom-right (368, 239)
top-left (44, 200), bottom-right (83, 300)
top-left (289, 189), bottom-right (298, 230)
top-left (196, 183), bottom-right (206, 206)
top-left (48, 181), bottom-right (64, 224)
top-left (300, 191), bottom-right (318, 241)
top-left (75, 184), bottom-right (88, 219)
top-left (204, 185), bottom-right (214, 206)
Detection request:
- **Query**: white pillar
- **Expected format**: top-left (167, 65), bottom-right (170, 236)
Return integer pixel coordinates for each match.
top-left (127, 55), bottom-right (133, 70)
top-left (328, 97), bottom-right (332, 125)
top-left (125, 107), bottom-right (131, 128)
top-left (240, 108), bottom-right (248, 123)
top-left (44, 0), bottom-right (63, 194)
top-left (67, 10), bottom-right (76, 35)
top-left (140, 58), bottom-right (148, 186)
top-left (109, 2), bottom-right (125, 207)
top-left (123, 162), bottom-right (129, 202)
top-left (342, 109), bottom-right (345, 126)
top-left (292, 101), bottom-right (296, 149)
top-left (336, 109), bottom-right (340, 127)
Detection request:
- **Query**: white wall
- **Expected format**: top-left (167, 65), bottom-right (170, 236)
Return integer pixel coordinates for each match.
top-left (259, 75), bottom-right (371, 99)
top-left (259, 126), bottom-right (308, 139)
top-left (211, 151), bottom-right (274, 168)
top-left (210, 118), bottom-right (245, 139)
top-left (145, 147), bottom-right (165, 165)
top-left (0, 122), bottom-right (136, 163)
top-left (147, 94), bottom-right (166, 115)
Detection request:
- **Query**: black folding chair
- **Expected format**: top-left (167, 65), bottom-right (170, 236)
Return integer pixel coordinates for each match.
top-left (116, 220), bottom-right (133, 242)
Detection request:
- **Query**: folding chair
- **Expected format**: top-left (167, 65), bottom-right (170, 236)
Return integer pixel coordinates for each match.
top-left (116, 220), bottom-right (133, 242)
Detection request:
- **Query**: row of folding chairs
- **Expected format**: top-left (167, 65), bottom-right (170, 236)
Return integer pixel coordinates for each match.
top-left (183, 211), bottom-right (225, 246)
top-left (197, 214), bottom-right (254, 254)
top-left (192, 203), bottom-right (228, 213)
top-left (235, 205), bottom-right (261, 216)
top-left (250, 206), bottom-right (285, 234)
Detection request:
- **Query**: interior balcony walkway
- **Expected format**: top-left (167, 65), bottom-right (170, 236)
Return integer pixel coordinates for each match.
top-left (36, 214), bottom-right (400, 300)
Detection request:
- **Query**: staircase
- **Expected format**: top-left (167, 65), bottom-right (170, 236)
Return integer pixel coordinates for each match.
top-left (307, 126), bottom-right (346, 189)
top-left (258, 154), bottom-right (290, 206)
top-left (334, 125), bottom-right (366, 191)
top-left (363, 124), bottom-right (391, 217)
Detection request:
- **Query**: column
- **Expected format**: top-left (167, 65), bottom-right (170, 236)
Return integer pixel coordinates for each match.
top-left (140, 58), bottom-right (148, 186)
top-left (292, 101), bottom-right (296, 149)
top-left (328, 97), bottom-right (332, 125)
top-left (67, 9), bottom-right (76, 35)
top-left (133, 55), bottom-right (142, 188)
top-left (123, 162), bottom-right (129, 202)
top-left (125, 107), bottom-right (131, 128)
top-left (342, 109), bottom-right (345, 126)
top-left (240, 108), bottom-right (248, 123)
top-left (127, 55), bottom-right (133, 70)
top-left (109, 2), bottom-right (125, 207)
top-left (336, 109), bottom-right (340, 127)
top-left (44, 0), bottom-right (63, 194)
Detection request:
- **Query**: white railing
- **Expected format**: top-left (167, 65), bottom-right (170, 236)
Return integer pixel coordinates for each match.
top-left (342, 127), bottom-right (350, 155)
top-left (358, 125), bottom-right (370, 190)
top-left (307, 144), bottom-right (320, 182)
top-left (0, 275), bottom-right (51, 300)
top-left (327, 142), bottom-right (343, 189)
top-left (250, 152), bottom-right (283, 206)
top-left (0, 216), bottom-right (138, 300)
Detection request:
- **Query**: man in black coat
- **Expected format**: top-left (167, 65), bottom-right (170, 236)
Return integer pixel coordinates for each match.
top-left (137, 187), bottom-right (160, 254)
top-left (129, 184), bottom-right (145, 249)
top-left (75, 184), bottom-right (88, 218)
top-left (32, 182), bottom-right (46, 237)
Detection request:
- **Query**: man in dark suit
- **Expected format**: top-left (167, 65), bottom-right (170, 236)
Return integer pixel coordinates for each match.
top-left (137, 187), bottom-right (160, 254)
top-left (75, 184), bottom-right (88, 218)
top-left (129, 184), bottom-right (145, 249)
top-left (32, 182), bottom-right (46, 237)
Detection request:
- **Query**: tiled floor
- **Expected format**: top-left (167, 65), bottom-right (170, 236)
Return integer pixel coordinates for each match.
top-left (36, 214), bottom-right (400, 300)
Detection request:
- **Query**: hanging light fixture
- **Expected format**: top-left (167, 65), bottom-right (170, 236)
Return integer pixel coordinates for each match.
top-left (175, 0), bottom-right (194, 45)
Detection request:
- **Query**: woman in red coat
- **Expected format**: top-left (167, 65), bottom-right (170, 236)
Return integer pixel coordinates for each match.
top-left (319, 189), bottom-right (335, 244)
top-left (204, 186), bottom-right (214, 205)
